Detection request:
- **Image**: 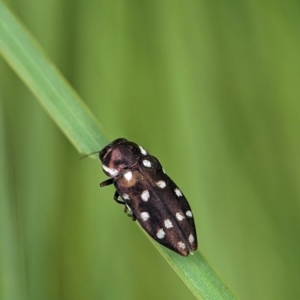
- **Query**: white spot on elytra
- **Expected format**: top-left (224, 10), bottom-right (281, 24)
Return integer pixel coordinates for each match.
top-left (189, 234), bottom-right (195, 244)
top-left (124, 171), bottom-right (132, 181)
top-left (176, 212), bottom-right (185, 221)
top-left (156, 180), bottom-right (166, 188)
top-left (141, 190), bottom-right (150, 201)
top-left (139, 146), bottom-right (147, 155)
top-left (186, 210), bottom-right (193, 218)
top-left (143, 160), bottom-right (152, 168)
top-left (122, 194), bottom-right (130, 200)
top-left (156, 228), bottom-right (166, 239)
top-left (178, 241), bottom-right (186, 249)
top-left (174, 188), bottom-right (182, 197)
top-left (140, 212), bottom-right (150, 221)
top-left (102, 165), bottom-right (118, 177)
top-left (164, 219), bottom-right (173, 229)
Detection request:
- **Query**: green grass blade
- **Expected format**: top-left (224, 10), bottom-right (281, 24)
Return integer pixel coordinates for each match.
top-left (0, 100), bottom-right (27, 300)
top-left (155, 243), bottom-right (237, 300)
top-left (0, 2), bottom-right (237, 299)
top-left (0, 1), bottom-right (107, 153)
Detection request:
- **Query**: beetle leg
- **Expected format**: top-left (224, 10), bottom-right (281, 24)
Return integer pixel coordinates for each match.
top-left (124, 204), bottom-right (136, 221)
top-left (113, 190), bottom-right (126, 205)
top-left (99, 178), bottom-right (114, 187)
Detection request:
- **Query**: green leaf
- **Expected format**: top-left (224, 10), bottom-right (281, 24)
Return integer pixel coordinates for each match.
top-left (154, 242), bottom-right (237, 300)
top-left (0, 1), bottom-right (108, 153)
top-left (0, 2), bottom-right (237, 299)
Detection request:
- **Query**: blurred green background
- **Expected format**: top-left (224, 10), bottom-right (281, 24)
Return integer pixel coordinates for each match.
top-left (1, 0), bottom-right (300, 299)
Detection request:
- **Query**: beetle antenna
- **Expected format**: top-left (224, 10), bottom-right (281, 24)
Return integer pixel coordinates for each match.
top-left (80, 151), bottom-right (100, 160)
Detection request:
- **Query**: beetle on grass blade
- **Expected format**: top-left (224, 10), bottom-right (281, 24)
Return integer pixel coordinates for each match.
top-left (99, 138), bottom-right (197, 256)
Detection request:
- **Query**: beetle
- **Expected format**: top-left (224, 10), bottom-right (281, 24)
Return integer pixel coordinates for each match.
top-left (99, 138), bottom-right (197, 256)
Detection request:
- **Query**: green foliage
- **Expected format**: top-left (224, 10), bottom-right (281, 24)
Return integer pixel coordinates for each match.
top-left (1, 0), bottom-right (300, 300)
top-left (0, 3), bottom-right (236, 299)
